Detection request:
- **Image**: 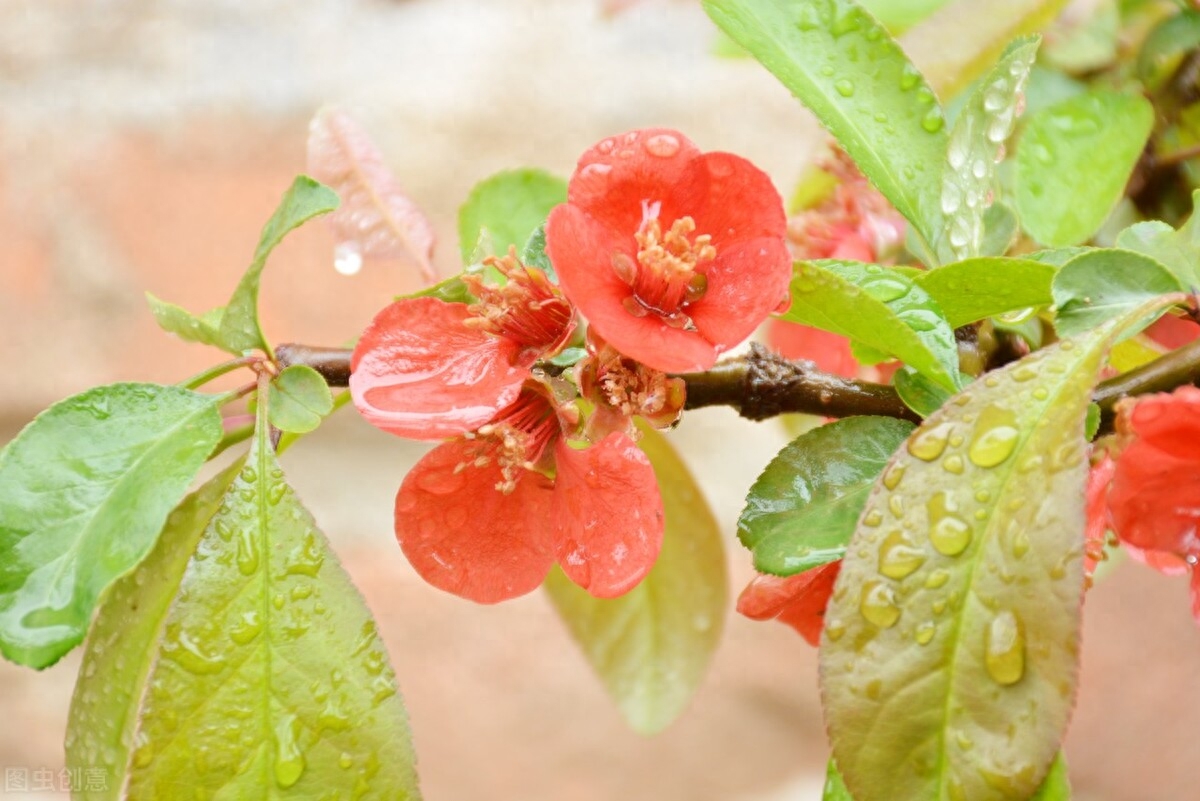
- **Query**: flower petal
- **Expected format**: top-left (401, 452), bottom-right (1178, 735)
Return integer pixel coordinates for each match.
top-left (546, 204), bottom-right (718, 372)
top-left (667, 151), bottom-right (787, 249)
top-left (567, 128), bottom-right (702, 239)
top-left (350, 296), bottom-right (528, 439)
top-left (1124, 385), bottom-right (1200, 461)
top-left (551, 433), bottom-right (664, 598)
top-left (736, 561), bottom-right (842, 646)
top-left (394, 439), bottom-right (556, 603)
top-left (688, 236), bottom-right (793, 354)
top-left (766, 319), bottom-right (859, 378)
top-left (1146, 313), bottom-right (1200, 350)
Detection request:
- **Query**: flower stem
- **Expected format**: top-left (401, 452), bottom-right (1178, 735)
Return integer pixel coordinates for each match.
top-left (178, 356), bottom-right (259, 391)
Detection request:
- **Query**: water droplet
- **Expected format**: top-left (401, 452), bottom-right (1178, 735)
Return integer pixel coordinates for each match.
top-left (236, 529), bottom-right (260, 576)
top-left (985, 610), bottom-right (1026, 685)
top-left (230, 611), bottom-right (262, 645)
top-left (862, 276), bottom-right (908, 303)
top-left (883, 463), bottom-right (905, 490)
top-left (942, 455), bottom-right (964, 474)
top-left (879, 530), bottom-right (926, 579)
top-left (834, 78), bottom-right (855, 97)
top-left (921, 108), bottom-right (945, 133)
top-left (644, 133), bottom-right (681, 158)
top-left (863, 508), bottom-right (883, 527)
top-left (240, 466), bottom-right (258, 484)
top-left (274, 714), bottom-right (306, 788)
top-left (825, 619), bottom-right (845, 641)
top-left (968, 406), bottom-right (1020, 467)
top-left (925, 569), bottom-right (950, 589)
top-left (162, 625), bottom-right (226, 675)
top-left (333, 241), bottom-right (363, 276)
top-left (908, 422), bottom-right (954, 461)
top-left (1011, 530), bottom-right (1030, 559)
top-left (860, 580), bottom-right (901, 628)
top-left (1012, 365), bottom-right (1037, 382)
top-left (899, 64), bottom-right (921, 91)
top-left (888, 495), bottom-right (904, 517)
top-left (915, 621), bottom-right (936, 645)
top-left (928, 491), bottom-right (971, 556)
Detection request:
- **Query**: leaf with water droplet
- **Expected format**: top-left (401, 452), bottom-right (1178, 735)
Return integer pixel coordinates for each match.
top-left (458, 168), bottom-right (567, 264)
top-left (780, 260), bottom-right (960, 391)
top-left (894, 366), bottom-right (951, 417)
top-left (219, 176), bottom-right (340, 357)
top-left (1015, 90), bottom-right (1153, 247)
top-left (739, 417), bottom-right (914, 576)
top-left (702, 0), bottom-right (947, 259)
top-left (937, 37), bottom-right (1038, 262)
top-left (1114, 190), bottom-right (1200, 289)
top-left (1051, 248), bottom-right (1183, 338)
top-left (819, 292), bottom-right (1182, 801)
top-left (545, 426), bottom-right (726, 735)
top-left (88, 388), bottom-right (421, 799)
top-left (0, 384), bottom-right (222, 668)
top-left (913, 256), bottom-right (1056, 328)
top-left (307, 107), bottom-right (437, 284)
top-left (268, 365), bottom-right (334, 434)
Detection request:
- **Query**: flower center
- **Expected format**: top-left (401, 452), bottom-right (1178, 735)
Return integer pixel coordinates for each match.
top-left (458, 387), bottom-right (563, 493)
top-left (463, 250), bottom-right (574, 357)
top-left (612, 214), bottom-right (714, 326)
top-left (595, 351), bottom-right (683, 423)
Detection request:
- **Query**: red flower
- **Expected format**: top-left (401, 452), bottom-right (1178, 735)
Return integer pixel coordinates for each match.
top-left (350, 252), bottom-right (575, 439)
top-left (736, 561), bottom-right (842, 646)
top-left (575, 330), bottom-right (686, 441)
top-left (1145, 313), bottom-right (1200, 350)
top-left (546, 128), bottom-right (791, 373)
top-left (395, 382), bottom-right (664, 603)
top-left (1106, 386), bottom-right (1200, 623)
top-left (766, 321), bottom-right (860, 379)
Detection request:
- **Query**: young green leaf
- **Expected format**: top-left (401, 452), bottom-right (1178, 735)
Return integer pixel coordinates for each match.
top-left (307, 107), bottom-right (437, 284)
top-left (145, 295), bottom-right (226, 349)
top-left (939, 37), bottom-right (1038, 262)
top-left (893, 367), bottom-right (951, 417)
top-left (913, 256), bottom-right (1056, 328)
top-left (401, 271), bottom-right (477, 305)
top-left (457, 168), bottom-right (567, 263)
top-left (1051, 249), bottom-right (1184, 338)
top-left (979, 202), bottom-right (1019, 258)
top-left (0, 383), bottom-right (223, 668)
top-left (702, 0), bottom-right (948, 257)
top-left (545, 427), bottom-right (726, 735)
top-left (823, 759), bottom-right (855, 800)
top-left (268, 365), bottom-right (334, 434)
top-left (66, 460), bottom-right (243, 799)
top-left (218, 176), bottom-right (340, 357)
top-left (898, 0), bottom-right (1069, 98)
top-left (1115, 192), bottom-right (1200, 289)
top-left (98, 386), bottom-right (421, 799)
top-left (820, 294), bottom-right (1182, 801)
top-left (739, 417), bottom-right (915, 576)
top-left (781, 260), bottom-right (960, 391)
top-left (521, 224), bottom-right (556, 282)
top-left (1137, 9), bottom-right (1200, 93)
top-left (1015, 90), bottom-right (1154, 247)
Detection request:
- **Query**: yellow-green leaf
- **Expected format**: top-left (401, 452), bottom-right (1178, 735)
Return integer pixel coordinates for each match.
top-left (545, 427), bottom-right (726, 735)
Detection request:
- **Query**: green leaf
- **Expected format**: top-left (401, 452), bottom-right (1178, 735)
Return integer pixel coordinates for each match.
top-left (980, 201), bottom-right (1019, 258)
top-left (546, 347), bottom-right (588, 368)
top-left (781, 261), bottom-right (961, 391)
top-left (268, 365), bottom-right (334, 434)
top-left (545, 427), bottom-right (726, 735)
top-left (894, 367), bottom-right (951, 417)
top-left (0, 384), bottom-right (222, 668)
top-left (402, 271), bottom-right (476, 305)
top-left (521, 224), bottom-right (556, 282)
top-left (823, 759), bottom-right (855, 800)
top-left (1115, 194), bottom-right (1200, 288)
top-left (89, 387), bottom-right (420, 799)
top-left (66, 459), bottom-right (243, 799)
top-left (146, 294), bottom-right (226, 349)
top-left (457, 168), bottom-right (567, 263)
top-left (219, 176), bottom-right (340, 356)
top-left (1041, 0), bottom-right (1117, 73)
top-left (702, 0), bottom-right (947, 256)
top-left (898, 0), bottom-right (1070, 99)
top-left (858, 0), bottom-right (949, 31)
top-left (938, 37), bottom-right (1038, 262)
top-left (739, 417), bottom-right (915, 576)
top-left (819, 294), bottom-right (1181, 801)
top-left (1137, 9), bottom-right (1200, 93)
top-left (1015, 90), bottom-right (1154, 247)
top-left (913, 256), bottom-right (1056, 328)
top-left (1051, 249), bottom-right (1184, 338)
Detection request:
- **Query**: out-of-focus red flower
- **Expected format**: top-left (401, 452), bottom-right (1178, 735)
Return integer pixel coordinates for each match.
top-left (1106, 386), bottom-right (1200, 623)
top-left (350, 251), bottom-right (575, 440)
top-left (736, 561), bottom-right (842, 646)
top-left (768, 148), bottom-right (907, 381)
top-left (1145, 313), bottom-right (1200, 350)
top-left (1084, 454), bottom-right (1115, 582)
top-left (546, 128), bottom-right (791, 373)
top-left (395, 382), bottom-right (664, 604)
top-left (575, 330), bottom-right (686, 441)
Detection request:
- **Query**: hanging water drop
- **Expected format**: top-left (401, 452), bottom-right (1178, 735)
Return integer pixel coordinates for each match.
top-left (333, 241), bottom-right (363, 276)
top-left (859, 580), bottom-right (901, 628)
top-left (984, 610), bottom-right (1026, 685)
top-left (968, 405), bottom-right (1019, 467)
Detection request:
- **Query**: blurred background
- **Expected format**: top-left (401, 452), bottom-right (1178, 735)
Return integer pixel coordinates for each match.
top-left (0, 1), bottom-right (1197, 799)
